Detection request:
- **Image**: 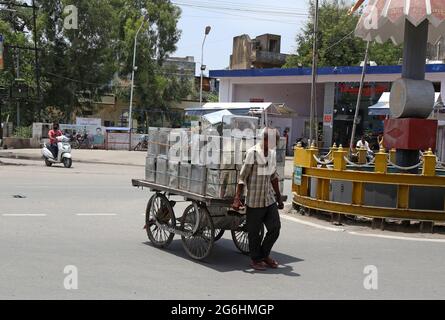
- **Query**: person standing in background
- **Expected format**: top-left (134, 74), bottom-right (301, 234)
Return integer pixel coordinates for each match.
top-left (283, 128), bottom-right (289, 156)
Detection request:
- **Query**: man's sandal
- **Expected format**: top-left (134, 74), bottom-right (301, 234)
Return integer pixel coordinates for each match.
top-left (263, 257), bottom-right (279, 268)
top-left (250, 260), bottom-right (268, 271)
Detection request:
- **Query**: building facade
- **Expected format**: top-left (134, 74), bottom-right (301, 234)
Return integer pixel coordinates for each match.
top-left (210, 65), bottom-right (445, 157)
top-left (230, 34), bottom-right (288, 70)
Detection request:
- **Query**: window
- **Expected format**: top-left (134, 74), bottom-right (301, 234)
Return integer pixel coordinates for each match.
top-left (269, 39), bottom-right (278, 52)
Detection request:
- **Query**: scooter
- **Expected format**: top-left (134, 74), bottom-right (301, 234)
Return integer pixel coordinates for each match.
top-left (42, 135), bottom-right (73, 168)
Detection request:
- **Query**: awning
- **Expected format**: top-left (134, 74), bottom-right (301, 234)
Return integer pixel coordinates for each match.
top-left (368, 92), bottom-right (442, 116)
top-left (368, 92), bottom-right (391, 116)
top-left (202, 109), bottom-right (233, 125)
top-left (185, 102), bottom-right (293, 117)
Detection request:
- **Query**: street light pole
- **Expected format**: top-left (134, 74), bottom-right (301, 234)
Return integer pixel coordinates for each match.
top-left (309, 0), bottom-right (319, 145)
top-left (128, 15), bottom-right (149, 131)
top-left (200, 26), bottom-right (211, 107)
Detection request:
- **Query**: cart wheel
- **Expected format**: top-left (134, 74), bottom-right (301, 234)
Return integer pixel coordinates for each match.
top-left (181, 204), bottom-right (214, 260)
top-left (231, 221), bottom-right (265, 255)
top-left (145, 193), bottom-right (176, 248)
top-left (213, 229), bottom-right (225, 241)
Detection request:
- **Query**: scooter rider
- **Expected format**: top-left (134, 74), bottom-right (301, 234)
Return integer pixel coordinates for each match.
top-left (48, 122), bottom-right (63, 158)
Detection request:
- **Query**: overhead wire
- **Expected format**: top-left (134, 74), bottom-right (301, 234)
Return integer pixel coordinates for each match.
top-left (172, 0), bottom-right (308, 18)
top-left (176, 0), bottom-right (308, 13)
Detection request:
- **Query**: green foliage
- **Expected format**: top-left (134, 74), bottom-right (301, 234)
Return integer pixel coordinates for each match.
top-left (37, 0), bottom-right (121, 122)
top-left (284, 0), bottom-right (403, 68)
top-left (118, 0), bottom-right (189, 129)
top-left (13, 125), bottom-right (32, 138)
top-left (0, 0), bottom-right (190, 129)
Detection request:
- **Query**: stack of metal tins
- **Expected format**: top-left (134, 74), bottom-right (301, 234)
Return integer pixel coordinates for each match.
top-left (179, 162), bottom-right (191, 191)
top-left (167, 160), bottom-right (180, 189)
top-left (206, 135), bottom-right (236, 170)
top-left (158, 128), bottom-right (171, 159)
top-left (155, 156), bottom-right (168, 186)
top-left (190, 164), bottom-right (207, 195)
top-left (190, 132), bottom-right (207, 166)
top-left (206, 168), bottom-right (237, 199)
top-left (145, 156), bottom-right (156, 182)
top-left (145, 127), bottom-right (159, 182)
top-left (147, 127), bottom-right (160, 156)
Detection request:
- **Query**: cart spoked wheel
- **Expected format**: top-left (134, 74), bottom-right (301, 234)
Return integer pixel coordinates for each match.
top-left (231, 221), bottom-right (265, 255)
top-left (213, 229), bottom-right (225, 241)
top-left (180, 203), bottom-right (214, 260)
top-left (145, 193), bottom-right (176, 248)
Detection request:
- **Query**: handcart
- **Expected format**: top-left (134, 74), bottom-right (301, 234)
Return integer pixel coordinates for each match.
top-left (132, 179), bottom-right (286, 261)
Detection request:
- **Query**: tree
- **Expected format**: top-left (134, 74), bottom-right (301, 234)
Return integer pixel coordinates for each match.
top-left (37, 0), bottom-right (120, 123)
top-left (0, 0), bottom-right (190, 129)
top-left (284, 0), bottom-right (403, 68)
top-left (0, 1), bottom-right (40, 126)
top-left (117, 0), bottom-right (191, 130)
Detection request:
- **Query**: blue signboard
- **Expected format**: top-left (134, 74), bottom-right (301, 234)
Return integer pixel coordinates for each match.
top-left (293, 166), bottom-right (302, 186)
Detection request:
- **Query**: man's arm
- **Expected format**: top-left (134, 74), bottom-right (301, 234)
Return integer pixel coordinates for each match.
top-left (232, 184), bottom-right (245, 210)
top-left (271, 172), bottom-right (284, 210)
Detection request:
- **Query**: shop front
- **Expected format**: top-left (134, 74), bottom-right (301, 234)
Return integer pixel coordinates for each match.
top-left (332, 82), bottom-right (391, 149)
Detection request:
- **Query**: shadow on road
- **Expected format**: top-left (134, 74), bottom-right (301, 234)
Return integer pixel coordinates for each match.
top-left (142, 238), bottom-right (302, 277)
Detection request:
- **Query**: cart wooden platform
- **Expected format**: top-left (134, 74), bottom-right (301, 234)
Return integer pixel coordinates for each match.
top-left (132, 179), bottom-right (286, 260)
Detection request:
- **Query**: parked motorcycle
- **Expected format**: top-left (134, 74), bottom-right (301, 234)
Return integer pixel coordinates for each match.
top-left (41, 135), bottom-right (73, 168)
top-left (133, 134), bottom-right (149, 151)
top-left (70, 132), bottom-right (91, 149)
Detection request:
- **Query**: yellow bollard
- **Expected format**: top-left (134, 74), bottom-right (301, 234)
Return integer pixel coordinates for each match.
top-left (333, 145), bottom-right (347, 171)
top-left (293, 142), bottom-right (304, 167)
top-left (306, 141), bottom-right (318, 168)
top-left (389, 148), bottom-right (396, 164)
top-left (329, 143), bottom-right (338, 161)
top-left (374, 146), bottom-right (388, 173)
top-left (422, 148), bottom-right (436, 176)
top-left (358, 147), bottom-right (367, 164)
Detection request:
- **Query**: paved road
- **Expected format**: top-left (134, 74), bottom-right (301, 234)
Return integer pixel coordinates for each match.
top-left (1, 159), bottom-right (445, 299)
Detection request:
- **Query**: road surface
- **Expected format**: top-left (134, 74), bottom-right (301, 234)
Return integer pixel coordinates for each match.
top-left (1, 158), bottom-right (445, 299)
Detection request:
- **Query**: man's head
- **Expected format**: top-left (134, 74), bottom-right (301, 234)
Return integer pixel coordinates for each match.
top-left (258, 127), bottom-right (278, 152)
top-left (361, 135), bottom-right (366, 142)
top-left (96, 127), bottom-right (102, 135)
top-left (53, 122), bottom-right (60, 131)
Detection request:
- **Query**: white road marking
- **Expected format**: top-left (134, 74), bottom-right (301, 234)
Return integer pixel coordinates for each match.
top-left (282, 214), bottom-right (445, 243)
top-left (2, 214), bottom-right (47, 217)
top-left (75, 213), bottom-right (117, 216)
top-left (348, 231), bottom-right (445, 243)
top-left (281, 214), bottom-right (346, 232)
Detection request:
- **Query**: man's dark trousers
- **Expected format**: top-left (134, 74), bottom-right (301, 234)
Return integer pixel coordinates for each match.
top-left (246, 203), bottom-right (281, 262)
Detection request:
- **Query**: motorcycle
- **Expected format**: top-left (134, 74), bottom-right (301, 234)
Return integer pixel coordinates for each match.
top-left (133, 134), bottom-right (149, 151)
top-left (70, 132), bottom-right (91, 149)
top-left (42, 135), bottom-right (73, 168)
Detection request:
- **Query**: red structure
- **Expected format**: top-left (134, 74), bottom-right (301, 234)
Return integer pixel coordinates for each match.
top-left (384, 118), bottom-right (438, 150)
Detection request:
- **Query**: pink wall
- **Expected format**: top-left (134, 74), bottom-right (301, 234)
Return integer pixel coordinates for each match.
top-left (232, 83), bottom-right (325, 143)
